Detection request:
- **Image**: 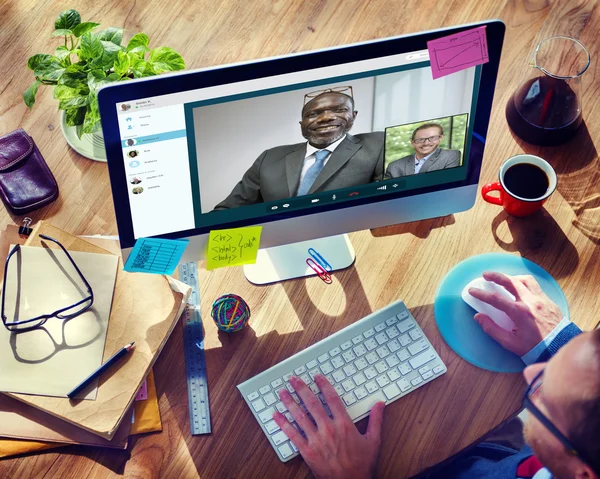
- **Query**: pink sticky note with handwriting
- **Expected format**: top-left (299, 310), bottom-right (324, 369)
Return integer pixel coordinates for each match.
top-left (427, 26), bottom-right (489, 79)
top-left (135, 379), bottom-right (148, 401)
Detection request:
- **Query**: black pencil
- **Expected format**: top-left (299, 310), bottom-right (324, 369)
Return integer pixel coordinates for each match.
top-left (67, 342), bottom-right (135, 399)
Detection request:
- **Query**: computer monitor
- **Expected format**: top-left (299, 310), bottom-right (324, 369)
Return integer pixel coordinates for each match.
top-left (98, 20), bottom-right (504, 283)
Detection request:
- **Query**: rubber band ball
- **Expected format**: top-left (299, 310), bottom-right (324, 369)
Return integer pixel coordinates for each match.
top-left (211, 294), bottom-right (251, 332)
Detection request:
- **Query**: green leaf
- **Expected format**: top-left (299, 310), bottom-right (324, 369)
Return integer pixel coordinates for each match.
top-left (23, 80), bottom-right (41, 109)
top-left (82, 95), bottom-right (101, 135)
top-left (58, 94), bottom-right (88, 110)
top-left (51, 29), bottom-right (73, 37)
top-left (113, 50), bottom-right (130, 77)
top-left (131, 59), bottom-right (156, 78)
top-left (27, 53), bottom-right (52, 71)
top-left (80, 32), bottom-right (104, 60)
top-left (55, 9), bottom-right (81, 30)
top-left (65, 106), bottom-right (86, 126)
top-left (92, 40), bottom-right (121, 68)
top-left (97, 27), bottom-right (124, 46)
top-left (55, 45), bottom-right (71, 61)
top-left (126, 33), bottom-right (149, 52)
top-left (148, 47), bottom-right (185, 73)
top-left (72, 21), bottom-right (100, 38)
top-left (87, 69), bottom-right (106, 94)
top-left (33, 56), bottom-right (65, 81)
top-left (53, 84), bottom-right (82, 101)
top-left (58, 64), bottom-right (89, 90)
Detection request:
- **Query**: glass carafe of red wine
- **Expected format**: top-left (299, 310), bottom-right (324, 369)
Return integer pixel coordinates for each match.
top-left (506, 36), bottom-right (590, 146)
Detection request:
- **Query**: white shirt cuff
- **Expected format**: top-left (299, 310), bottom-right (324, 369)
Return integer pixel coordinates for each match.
top-left (520, 317), bottom-right (572, 365)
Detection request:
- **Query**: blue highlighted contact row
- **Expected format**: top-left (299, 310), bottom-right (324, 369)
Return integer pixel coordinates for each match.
top-left (122, 129), bottom-right (187, 148)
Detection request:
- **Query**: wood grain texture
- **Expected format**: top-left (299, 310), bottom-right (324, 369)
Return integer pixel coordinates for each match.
top-left (1, 0), bottom-right (600, 477)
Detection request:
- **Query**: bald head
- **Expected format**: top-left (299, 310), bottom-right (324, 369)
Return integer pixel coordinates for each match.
top-left (300, 92), bottom-right (357, 148)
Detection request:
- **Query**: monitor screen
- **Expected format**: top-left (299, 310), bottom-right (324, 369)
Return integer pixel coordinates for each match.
top-left (99, 21), bottom-right (504, 252)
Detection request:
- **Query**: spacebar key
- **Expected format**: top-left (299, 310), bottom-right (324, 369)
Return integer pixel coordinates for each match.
top-left (345, 391), bottom-right (387, 421)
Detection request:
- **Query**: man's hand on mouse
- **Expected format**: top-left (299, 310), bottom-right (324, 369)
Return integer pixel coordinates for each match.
top-left (272, 374), bottom-right (385, 479)
top-left (468, 271), bottom-right (563, 356)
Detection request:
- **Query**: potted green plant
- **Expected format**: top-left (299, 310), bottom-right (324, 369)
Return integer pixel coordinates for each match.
top-left (23, 9), bottom-right (185, 161)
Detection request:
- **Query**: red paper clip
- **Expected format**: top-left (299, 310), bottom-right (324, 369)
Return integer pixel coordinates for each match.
top-left (306, 258), bottom-right (332, 284)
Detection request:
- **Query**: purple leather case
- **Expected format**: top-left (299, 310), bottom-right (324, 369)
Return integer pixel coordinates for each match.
top-left (0, 129), bottom-right (59, 215)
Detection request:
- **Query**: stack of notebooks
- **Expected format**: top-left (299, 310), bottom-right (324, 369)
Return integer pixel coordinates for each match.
top-left (0, 221), bottom-right (190, 457)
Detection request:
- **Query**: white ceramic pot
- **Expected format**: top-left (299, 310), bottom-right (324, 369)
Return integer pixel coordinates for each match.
top-left (60, 111), bottom-right (107, 162)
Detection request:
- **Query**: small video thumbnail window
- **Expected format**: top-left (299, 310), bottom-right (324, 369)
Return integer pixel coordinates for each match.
top-left (127, 150), bottom-right (139, 158)
top-left (130, 177), bottom-right (142, 185)
top-left (120, 103), bottom-right (131, 111)
top-left (126, 138), bottom-right (136, 147)
top-left (132, 187), bottom-right (144, 195)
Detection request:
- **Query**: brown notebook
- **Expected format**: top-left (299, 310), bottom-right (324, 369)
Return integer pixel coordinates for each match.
top-left (2, 221), bottom-right (189, 439)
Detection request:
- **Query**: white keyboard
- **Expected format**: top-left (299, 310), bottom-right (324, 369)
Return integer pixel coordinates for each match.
top-left (237, 299), bottom-right (447, 462)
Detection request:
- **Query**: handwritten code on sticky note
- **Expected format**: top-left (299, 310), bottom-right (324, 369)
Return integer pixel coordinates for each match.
top-left (206, 226), bottom-right (262, 270)
top-left (427, 26), bottom-right (489, 80)
top-left (124, 238), bottom-right (189, 275)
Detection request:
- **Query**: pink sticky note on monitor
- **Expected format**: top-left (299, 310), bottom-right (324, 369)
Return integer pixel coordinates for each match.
top-left (427, 26), bottom-right (489, 79)
top-left (135, 379), bottom-right (148, 401)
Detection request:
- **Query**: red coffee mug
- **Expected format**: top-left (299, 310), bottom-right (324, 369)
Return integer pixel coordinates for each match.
top-left (481, 154), bottom-right (557, 216)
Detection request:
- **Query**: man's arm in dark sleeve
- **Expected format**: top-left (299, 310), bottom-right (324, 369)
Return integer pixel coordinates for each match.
top-left (446, 149), bottom-right (462, 169)
top-left (371, 132), bottom-right (385, 181)
top-left (535, 322), bottom-right (583, 362)
top-left (213, 151), bottom-right (266, 210)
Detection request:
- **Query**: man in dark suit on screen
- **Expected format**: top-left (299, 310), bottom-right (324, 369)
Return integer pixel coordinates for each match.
top-left (214, 87), bottom-right (384, 210)
top-left (385, 122), bottom-right (461, 178)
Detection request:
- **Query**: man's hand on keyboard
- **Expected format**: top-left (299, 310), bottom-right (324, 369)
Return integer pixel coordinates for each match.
top-left (273, 374), bottom-right (385, 479)
top-left (468, 271), bottom-right (563, 356)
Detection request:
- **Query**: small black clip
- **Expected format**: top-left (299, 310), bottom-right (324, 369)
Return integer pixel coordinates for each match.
top-left (18, 217), bottom-right (33, 237)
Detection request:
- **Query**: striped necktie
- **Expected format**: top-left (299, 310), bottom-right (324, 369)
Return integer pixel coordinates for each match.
top-left (297, 149), bottom-right (330, 196)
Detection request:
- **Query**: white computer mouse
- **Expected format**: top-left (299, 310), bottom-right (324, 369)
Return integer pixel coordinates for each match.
top-left (461, 277), bottom-right (516, 331)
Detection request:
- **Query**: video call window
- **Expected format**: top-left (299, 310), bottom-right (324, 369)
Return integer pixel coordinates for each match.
top-left (384, 113), bottom-right (468, 178)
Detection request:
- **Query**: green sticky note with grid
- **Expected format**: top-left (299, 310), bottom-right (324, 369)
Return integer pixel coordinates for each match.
top-left (206, 226), bottom-right (262, 270)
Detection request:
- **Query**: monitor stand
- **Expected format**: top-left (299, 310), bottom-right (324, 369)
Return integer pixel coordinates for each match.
top-left (243, 234), bottom-right (356, 285)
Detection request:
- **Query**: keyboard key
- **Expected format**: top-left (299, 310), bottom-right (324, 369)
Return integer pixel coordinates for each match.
top-left (286, 383), bottom-right (295, 393)
top-left (375, 361), bottom-right (389, 374)
top-left (294, 365), bottom-right (307, 375)
top-left (334, 384), bottom-right (344, 396)
top-left (352, 372), bottom-right (366, 386)
top-left (332, 370), bottom-right (346, 383)
top-left (259, 407), bottom-right (276, 423)
top-left (320, 361), bottom-right (334, 375)
top-left (365, 338), bottom-right (378, 351)
top-left (399, 363), bottom-right (412, 375)
top-left (343, 392), bottom-right (357, 406)
top-left (346, 390), bottom-right (387, 419)
top-left (355, 385), bottom-right (368, 400)
top-left (309, 369), bottom-right (320, 380)
top-left (290, 441), bottom-right (298, 453)
top-left (366, 352), bottom-right (379, 364)
top-left (272, 430), bottom-right (289, 446)
top-left (343, 364), bottom-right (357, 376)
top-left (332, 356), bottom-right (345, 369)
top-left (259, 385), bottom-right (271, 395)
top-left (386, 316), bottom-right (399, 326)
top-left (283, 372), bottom-right (293, 381)
top-left (376, 345), bottom-right (391, 359)
top-left (419, 365), bottom-right (430, 374)
top-left (342, 350), bottom-right (356, 362)
top-left (271, 378), bottom-right (284, 389)
top-left (353, 344), bottom-right (367, 356)
top-left (318, 353), bottom-right (330, 363)
top-left (275, 402), bottom-right (287, 413)
top-left (409, 329), bottom-right (423, 340)
top-left (341, 341), bottom-right (353, 351)
top-left (388, 339), bottom-right (401, 352)
top-left (252, 398), bottom-right (266, 412)
top-left (291, 393), bottom-right (300, 404)
top-left (363, 328), bottom-right (376, 339)
top-left (342, 379), bottom-right (355, 392)
top-left (383, 383), bottom-right (401, 400)
top-left (397, 349), bottom-right (410, 362)
top-left (354, 357), bottom-right (368, 370)
top-left (275, 387), bottom-right (286, 397)
top-left (397, 318), bottom-right (414, 333)
top-left (408, 339), bottom-right (429, 356)
top-left (309, 383), bottom-right (320, 394)
top-left (387, 368), bottom-right (401, 382)
top-left (329, 347), bottom-right (342, 357)
top-left (352, 334), bottom-right (364, 345)
top-left (376, 375), bottom-right (390, 387)
top-left (300, 373), bottom-right (312, 385)
top-left (411, 377), bottom-right (424, 387)
top-left (364, 367), bottom-right (377, 379)
top-left (422, 371), bottom-right (434, 380)
top-left (433, 365), bottom-right (445, 374)
top-left (365, 381), bottom-right (379, 393)
top-left (397, 378), bottom-right (411, 392)
top-left (386, 355), bottom-right (400, 368)
top-left (247, 391), bottom-right (260, 401)
top-left (399, 334), bottom-right (411, 346)
top-left (278, 443), bottom-right (294, 459)
top-left (375, 322), bottom-right (387, 332)
top-left (265, 420), bottom-right (280, 434)
top-left (306, 359), bottom-right (318, 370)
top-left (397, 310), bottom-right (409, 320)
top-left (284, 412), bottom-right (294, 422)
top-left (409, 349), bottom-right (437, 369)
top-left (375, 333), bottom-right (388, 345)
top-left (386, 327), bottom-right (400, 339)
top-left (325, 375), bottom-right (335, 385)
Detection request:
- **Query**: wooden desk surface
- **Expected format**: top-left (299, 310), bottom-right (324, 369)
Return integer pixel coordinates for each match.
top-left (1, 0), bottom-right (599, 477)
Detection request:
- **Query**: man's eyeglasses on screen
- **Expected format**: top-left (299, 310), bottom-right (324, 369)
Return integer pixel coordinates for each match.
top-left (303, 86), bottom-right (354, 105)
top-left (413, 135), bottom-right (442, 144)
top-left (1, 234), bottom-right (94, 333)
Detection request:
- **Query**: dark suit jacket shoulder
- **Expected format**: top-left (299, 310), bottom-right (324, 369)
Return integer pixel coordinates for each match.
top-left (385, 148), bottom-right (461, 178)
top-left (214, 132), bottom-right (384, 210)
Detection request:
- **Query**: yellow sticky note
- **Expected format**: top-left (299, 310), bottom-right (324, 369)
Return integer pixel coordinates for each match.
top-left (206, 226), bottom-right (262, 270)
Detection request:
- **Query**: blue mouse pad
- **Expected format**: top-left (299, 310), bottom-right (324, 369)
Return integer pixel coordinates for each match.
top-left (434, 253), bottom-right (569, 373)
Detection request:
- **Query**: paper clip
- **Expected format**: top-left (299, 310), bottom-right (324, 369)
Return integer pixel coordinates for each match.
top-left (308, 248), bottom-right (332, 271)
top-left (306, 258), bottom-right (332, 284)
top-left (18, 217), bottom-right (33, 237)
